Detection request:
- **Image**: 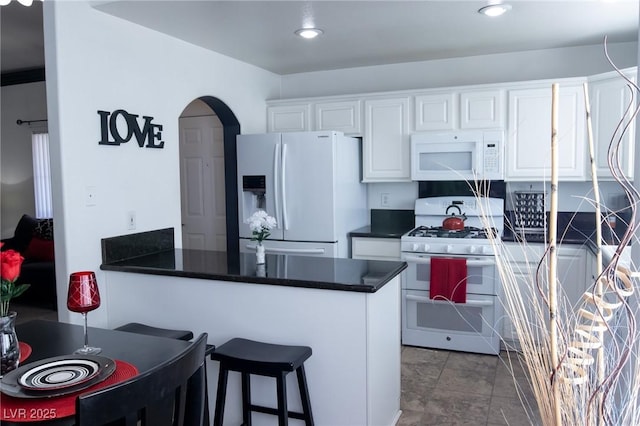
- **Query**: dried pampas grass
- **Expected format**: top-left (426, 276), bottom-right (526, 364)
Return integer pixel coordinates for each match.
top-left (472, 40), bottom-right (640, 425)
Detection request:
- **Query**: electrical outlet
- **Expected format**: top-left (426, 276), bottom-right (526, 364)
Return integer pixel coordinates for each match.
top-left (381, 193), bottom-right (390, 207)
top-left (127, 211), bottom-right (136, 230)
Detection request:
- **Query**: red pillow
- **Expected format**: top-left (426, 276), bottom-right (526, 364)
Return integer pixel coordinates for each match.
top-left (24, 237), bottom-right (55, 262)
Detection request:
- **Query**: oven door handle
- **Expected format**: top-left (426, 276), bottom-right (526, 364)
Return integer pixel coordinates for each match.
top-left (405, 294), bottom-right (494, 307)
top-left (402, 256), bottom-right (495, 267)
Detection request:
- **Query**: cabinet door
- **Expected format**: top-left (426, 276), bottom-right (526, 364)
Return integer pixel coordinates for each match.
top-left (351, 237), bottom-right (401, 260)
top-left (460, 90), bottom-right (504, 129)
top-left (414, 93), bottom-right (455, 131)
top-left (589, 70), bottom-right (636, 180)
top-left (557, 246), bottom-right (588, 310)
top-left (363, 97), bottom-right (411, 182)
top-left (267, 104), bottom-right (311, 132)
top-left (506, 84), bottom-right (586, 181)
top-left (500, 243), bottom-right (545, 344)
top-left (315, 100), bottom-right (362, 135)
top-left (501, 244), bottom-right (588, 345)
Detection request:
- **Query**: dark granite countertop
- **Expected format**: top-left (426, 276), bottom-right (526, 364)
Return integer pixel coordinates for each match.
top-left (101, 248), bottom-right (407, 293)
top-left (349, 209), bottom-right (414, 239)
top-left (349, 226), bottom-right (406, 239)
top-left (501, 211), bottom-right (625, 250)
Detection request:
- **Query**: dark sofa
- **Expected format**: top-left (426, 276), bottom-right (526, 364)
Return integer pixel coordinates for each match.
top-left (1, 214), bottom-right (57, 309)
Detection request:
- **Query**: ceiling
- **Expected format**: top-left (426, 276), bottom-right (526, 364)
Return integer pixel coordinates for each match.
top-left (1, 0), bottom-right (639, 75)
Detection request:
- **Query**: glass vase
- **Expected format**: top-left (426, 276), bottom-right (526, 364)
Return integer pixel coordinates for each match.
top-left (256, 242), bottom-right (266, 264)
top-left (1, 311), bottom-right (20, 376)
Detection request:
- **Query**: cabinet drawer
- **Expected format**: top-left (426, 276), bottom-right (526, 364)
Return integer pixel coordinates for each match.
top-left (352, 237), bottom-right (401, 260)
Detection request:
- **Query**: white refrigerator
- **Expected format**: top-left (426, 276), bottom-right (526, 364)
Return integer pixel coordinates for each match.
top-left (237, 131), bottom-right (367, 258)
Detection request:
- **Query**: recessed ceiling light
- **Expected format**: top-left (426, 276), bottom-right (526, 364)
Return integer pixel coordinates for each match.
top-left (478, 3), bottom-right (512, 17)
top-left (295, 28), bottom-right (324, 39)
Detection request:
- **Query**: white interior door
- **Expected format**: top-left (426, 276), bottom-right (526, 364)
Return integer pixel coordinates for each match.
top-left (179, 114), bottom-right (226, 250)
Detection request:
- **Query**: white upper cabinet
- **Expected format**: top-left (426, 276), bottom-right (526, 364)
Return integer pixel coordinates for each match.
top-left (266, 68), bottom-right (636, 183)
top-left (414, 89), bottom-right (504, 131)
top-left (363, 96), bottom-right (411, 182)
top-left (460, 90), bottom-right (505, 129)
top-left (267, 104), bottom-right (311, 132)
top-left (414, 93), bottom-right (455, 131)
top-left (315, 100), bottom-right (362, 135)
top-left (588, 68), bottom-right (636, 180)
top-left (506, 80), bottom-right (586, 181)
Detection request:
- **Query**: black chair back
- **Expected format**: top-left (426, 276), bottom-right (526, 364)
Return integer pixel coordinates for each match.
top-left (75, 333), bottom-right (208, 426)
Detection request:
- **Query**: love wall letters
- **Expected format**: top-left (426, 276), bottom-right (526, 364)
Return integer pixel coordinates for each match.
top-left (98, 109), bottom-right (165, 148)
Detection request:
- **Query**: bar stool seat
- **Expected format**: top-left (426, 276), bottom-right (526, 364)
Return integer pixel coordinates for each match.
top-left (211, 337), bottom-right (314, 426)
top-left (114, 322), bottom-right (194, 341)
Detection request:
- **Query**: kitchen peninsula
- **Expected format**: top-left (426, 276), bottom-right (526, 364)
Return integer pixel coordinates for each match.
top-left (100, 228), bottom-right (406, 426)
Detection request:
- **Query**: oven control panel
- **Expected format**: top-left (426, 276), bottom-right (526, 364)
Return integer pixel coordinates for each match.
top-left (401, 240), bottom-right (494, 255)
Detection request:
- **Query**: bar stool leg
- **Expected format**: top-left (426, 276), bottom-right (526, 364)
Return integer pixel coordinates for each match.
top-left (296, 365), bottom-right (314, 426)
top-left (276, 372), bottom-right (288, 426)
top-left (213, 367), bottom-right (229, 426)
top-left (241, 372), bottom-right (252, 426)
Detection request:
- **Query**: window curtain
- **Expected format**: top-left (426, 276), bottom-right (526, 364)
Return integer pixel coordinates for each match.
top-left (32, 132), bottom-right (53, 218)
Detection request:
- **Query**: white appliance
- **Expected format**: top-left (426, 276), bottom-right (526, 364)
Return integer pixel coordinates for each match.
top-left (410, 129), bottom-right (504, 181)
top-left (237, 131), bottom-right (367, 258)
top-left (401, 196), bottom-right (504, 355)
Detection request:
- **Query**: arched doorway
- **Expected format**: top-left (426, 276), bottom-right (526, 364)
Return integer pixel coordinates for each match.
top-left (178, 96), bottom-right (240, 255)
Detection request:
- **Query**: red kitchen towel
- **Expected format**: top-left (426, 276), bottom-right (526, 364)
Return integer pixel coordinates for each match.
top-left (0, 359), bottom-right (138, 422)
top-left (430, 257), bottom-right (467, 303)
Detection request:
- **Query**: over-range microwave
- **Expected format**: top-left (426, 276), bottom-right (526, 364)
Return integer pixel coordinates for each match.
top-left (410, 129), bottom-right (504, 181)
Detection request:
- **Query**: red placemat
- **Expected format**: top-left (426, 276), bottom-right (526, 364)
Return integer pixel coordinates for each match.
top-left (0, 359), bottom-right (138, 422)
top-left (18, 342), bottom-right (31, 364)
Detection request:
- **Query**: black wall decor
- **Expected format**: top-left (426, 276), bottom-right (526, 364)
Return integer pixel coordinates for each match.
top-left (98, 109), bottom-right (164, 148)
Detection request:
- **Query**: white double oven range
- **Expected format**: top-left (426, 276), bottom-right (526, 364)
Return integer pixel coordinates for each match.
top-left (400, 181), bottom-right (506, 356)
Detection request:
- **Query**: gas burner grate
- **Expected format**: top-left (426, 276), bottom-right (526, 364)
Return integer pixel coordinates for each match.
top-left (407, 226), bottom-right (498, 239)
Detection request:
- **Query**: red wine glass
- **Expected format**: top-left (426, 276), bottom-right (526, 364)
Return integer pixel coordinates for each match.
top-left (67, 271), bottom-right (101, 355)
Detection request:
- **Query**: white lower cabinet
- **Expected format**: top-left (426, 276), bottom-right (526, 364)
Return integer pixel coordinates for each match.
top-left (351, 237), bottom-right (401, 261)
top-left (500, 243), bottom-right (587, 345)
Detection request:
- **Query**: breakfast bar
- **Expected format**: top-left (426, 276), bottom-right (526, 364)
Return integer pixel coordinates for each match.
top-left (99, 229), bottom-right (407, 426)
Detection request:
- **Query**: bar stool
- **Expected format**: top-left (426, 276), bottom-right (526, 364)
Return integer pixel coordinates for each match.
top-left (211, 337), bottom-right (314, 426)
top-left (114, 322), bottom-right (213, 426)
top-left (114, 322), bottom-right (194, 341)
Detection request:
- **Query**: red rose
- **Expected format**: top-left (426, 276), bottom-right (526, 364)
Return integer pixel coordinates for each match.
top-left (1, 249), bottom-right (24, 282)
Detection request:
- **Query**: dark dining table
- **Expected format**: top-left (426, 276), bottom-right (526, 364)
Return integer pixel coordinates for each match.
top-left (1, 319), bottom-right (192, 426)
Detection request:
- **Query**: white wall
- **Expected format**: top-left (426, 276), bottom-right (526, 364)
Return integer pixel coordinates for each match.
top-left (43, 1), bottom-right (280, 325)
top-left (0, 82), bottom-right (47, 238)
top-left (279, 42), bottom-right (637, 99)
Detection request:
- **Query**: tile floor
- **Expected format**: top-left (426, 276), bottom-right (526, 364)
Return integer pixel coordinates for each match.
top-left (398, 345), bottom-right (541, 426)
top-left (10, 303), bottom-right (540, 425)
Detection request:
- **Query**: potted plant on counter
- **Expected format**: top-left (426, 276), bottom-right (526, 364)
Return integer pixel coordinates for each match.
top-left (245, 210), bottom-right (277, 265)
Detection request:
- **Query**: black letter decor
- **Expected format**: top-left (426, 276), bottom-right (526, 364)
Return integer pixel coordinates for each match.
top-left (98, 109), bottom-right (165, 149)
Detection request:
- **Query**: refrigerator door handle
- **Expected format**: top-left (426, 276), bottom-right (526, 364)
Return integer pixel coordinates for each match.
top-left (273, 143), bottom-right (282, 228)
top-left (245, 244), bottom-right (325, 255)
top-left (281, 143), bottom-right (289, 230)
